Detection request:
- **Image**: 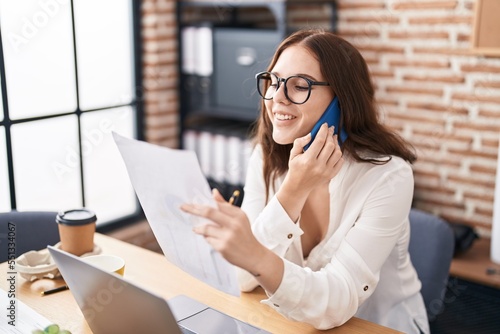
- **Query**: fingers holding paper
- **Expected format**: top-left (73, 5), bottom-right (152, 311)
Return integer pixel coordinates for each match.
top-left (180, 189), bottom-right (258, 268)
top-left (180, 189), bottom-right (284, 294)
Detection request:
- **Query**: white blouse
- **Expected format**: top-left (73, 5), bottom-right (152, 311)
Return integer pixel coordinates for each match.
top-left (237, 146), bottom-right (430, 333)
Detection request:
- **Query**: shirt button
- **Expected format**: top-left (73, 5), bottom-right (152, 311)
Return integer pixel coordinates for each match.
top-left (273, 303), bottom-right (280, 307)
top-left (287, 233), bottom-right (293, 239)
top-left (363, 285), bottom-right (369, 291)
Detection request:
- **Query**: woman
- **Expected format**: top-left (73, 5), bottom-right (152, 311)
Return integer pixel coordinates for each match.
top-left (181, 29), bottom-right (429, 333)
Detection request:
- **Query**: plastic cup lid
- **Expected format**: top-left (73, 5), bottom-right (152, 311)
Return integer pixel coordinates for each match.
top-left (56, 208), bottom-right (97, 226)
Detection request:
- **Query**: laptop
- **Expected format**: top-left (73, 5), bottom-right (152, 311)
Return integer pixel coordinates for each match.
top-left (47, 246), bottom-right (270, 334)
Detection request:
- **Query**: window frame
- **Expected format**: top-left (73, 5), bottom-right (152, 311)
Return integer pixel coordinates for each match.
top-left (0, 0), bottom-right (145, 231)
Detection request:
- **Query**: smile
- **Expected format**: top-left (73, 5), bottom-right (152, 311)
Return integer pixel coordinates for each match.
top-left (274, 113), bottom-right (297, 121)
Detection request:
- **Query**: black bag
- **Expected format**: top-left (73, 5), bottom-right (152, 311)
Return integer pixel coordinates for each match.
top-left (450, 223), bottom-right (478, 256)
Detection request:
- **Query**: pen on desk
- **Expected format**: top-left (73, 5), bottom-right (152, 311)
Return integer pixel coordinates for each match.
top-left (228, 190), bottom-right (240, 205)
top-left (41, 285), bottom-right (69, 296)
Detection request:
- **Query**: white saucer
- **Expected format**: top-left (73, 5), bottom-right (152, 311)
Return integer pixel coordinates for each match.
top-left (15, 243), bottom-right (102, 281)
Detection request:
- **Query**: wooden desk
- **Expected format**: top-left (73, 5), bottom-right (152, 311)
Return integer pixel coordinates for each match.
top-left (449, 237), bottom-right (500, 289)
top-left (0, 234), bottom-right (400, 334)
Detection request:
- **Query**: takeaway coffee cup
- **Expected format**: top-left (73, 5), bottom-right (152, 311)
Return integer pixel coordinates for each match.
top-left (56, 208), bottom-right (96, 256)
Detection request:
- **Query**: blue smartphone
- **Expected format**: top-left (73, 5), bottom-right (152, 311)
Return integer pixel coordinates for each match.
top-left (303, 96), bottom-right (348, 151)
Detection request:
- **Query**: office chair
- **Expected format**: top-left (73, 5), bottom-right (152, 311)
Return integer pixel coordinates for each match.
top-left (0, 210), bottom-right (60, 263)
top-left (408, 208), bottom-right (455, 322)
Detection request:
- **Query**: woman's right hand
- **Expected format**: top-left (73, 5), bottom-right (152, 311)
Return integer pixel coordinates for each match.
top-left (288, 123), bottom-right (344, 191)
top-left (276, 123), bottom-right (344, 221)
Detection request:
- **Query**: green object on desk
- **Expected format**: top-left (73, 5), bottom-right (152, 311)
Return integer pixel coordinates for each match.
top-left (32, 324), bottom-right (71, 334)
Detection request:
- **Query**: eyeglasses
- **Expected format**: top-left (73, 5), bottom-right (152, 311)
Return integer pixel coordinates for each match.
top-left (255, 71), bottom-right (330, 105)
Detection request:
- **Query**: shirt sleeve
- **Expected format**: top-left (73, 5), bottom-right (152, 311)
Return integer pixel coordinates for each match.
top-left (237, 146), bottom-right (303, 291)
top-left (262, 241), bottom-right (378, 329)
top-left (261, 158), bottom-right (415, 329)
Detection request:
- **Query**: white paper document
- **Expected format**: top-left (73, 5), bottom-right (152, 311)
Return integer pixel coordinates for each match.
top-left (1, 289), bottom-right (52, 333)
top-left (113, 132), bottom-right (239, 296)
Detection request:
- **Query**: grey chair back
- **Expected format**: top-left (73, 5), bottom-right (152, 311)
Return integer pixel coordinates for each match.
top-left (408, 208), bottom-right (455, 322)
top-left (0, 211), bottom-right (60, 263)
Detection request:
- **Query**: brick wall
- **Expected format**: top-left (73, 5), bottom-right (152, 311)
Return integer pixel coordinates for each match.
top-left (142, 0), bottom-right (179, 148)
top-left (336, 0), bottom-right (500, 236)
top-left (139, 0), bottom-right (500, 238)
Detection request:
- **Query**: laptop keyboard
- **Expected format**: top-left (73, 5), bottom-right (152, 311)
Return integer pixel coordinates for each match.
top-left (179, 325), bottom-right (197, 334)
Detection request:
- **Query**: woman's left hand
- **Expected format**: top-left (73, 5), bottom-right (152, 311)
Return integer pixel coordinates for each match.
top-left (180, 189), bottom-right (265, 273)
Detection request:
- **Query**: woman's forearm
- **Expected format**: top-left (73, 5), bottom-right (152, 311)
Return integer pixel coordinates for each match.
top-left (245, 245), bottom-right (285, 294)
top-left (276, 178), bottom-right (310, 223)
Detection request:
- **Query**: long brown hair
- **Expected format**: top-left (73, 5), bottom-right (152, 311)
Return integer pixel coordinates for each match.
top-left (252, 29), bottom-right (416, 198)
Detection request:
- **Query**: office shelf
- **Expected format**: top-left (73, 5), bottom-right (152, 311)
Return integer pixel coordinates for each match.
top-left (177, 1), bottom-right (337, 192)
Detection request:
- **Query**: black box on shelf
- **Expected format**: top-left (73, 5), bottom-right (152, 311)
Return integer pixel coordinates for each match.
top-left (213, 28), bottom-right (281, 117)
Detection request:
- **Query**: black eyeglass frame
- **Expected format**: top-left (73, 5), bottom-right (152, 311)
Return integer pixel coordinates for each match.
top-left (255, 71), bottom-right (330, 105)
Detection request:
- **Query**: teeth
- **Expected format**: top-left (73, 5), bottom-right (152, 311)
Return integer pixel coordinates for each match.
top-left (275, 113), bottom-right (296, 120)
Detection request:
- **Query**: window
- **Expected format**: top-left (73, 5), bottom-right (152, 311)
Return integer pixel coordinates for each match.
top-left (0, 0), bottom-right (144, 226)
